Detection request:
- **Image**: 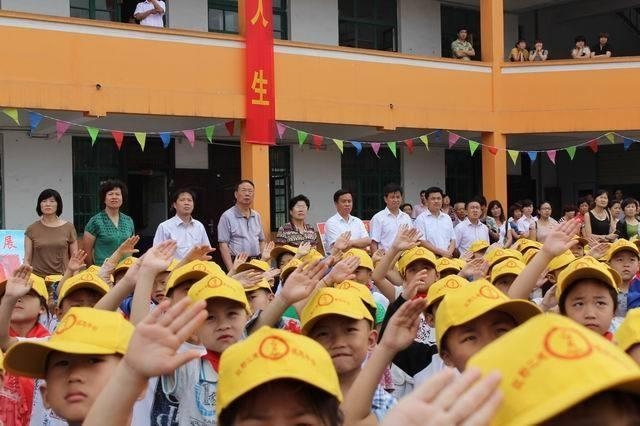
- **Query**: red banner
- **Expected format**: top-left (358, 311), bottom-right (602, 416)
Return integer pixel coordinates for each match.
top-left (245, 0), bottom-right (276, 145)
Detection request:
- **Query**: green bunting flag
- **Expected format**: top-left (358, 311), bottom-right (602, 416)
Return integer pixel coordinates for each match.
top-left (297, 130), bottom-right (308, 146)
top-left (508, 150), bottom-right (519, 165)
top-left (419, 135), bottom-right (429, 150)
top-left (566, 146), bottom-right (576, 160)
top-left (134, 132), bottom-right (146, 151)
top-left (387, 142), bottom-right (397, 158)
top-left (469, 140), bottom-right (480, 156)
top-left (2, 108), bottom-right (19, 125)
top-left (332, 139), bottom-right (344, 153)
top-left (205, 125), bottom-right (215, 143)
top-left (87, 127), bottom-right (100, 145)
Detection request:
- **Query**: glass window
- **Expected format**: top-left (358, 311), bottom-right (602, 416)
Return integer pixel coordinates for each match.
top-left (339, 0), bottom-right (397, 52)
top-left (208, 0), bottom-right (288, 39)
top-left (269, 146), bottom-right (291, 231)
top-left (70, 0), bottom-right (120, 22)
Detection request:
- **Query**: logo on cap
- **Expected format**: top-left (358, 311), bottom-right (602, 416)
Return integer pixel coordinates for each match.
top-left (544, 326), bottom-right (592, 360)
top-left (318, 293), bottom-right (334, 307)
top-left (80, 273), bottom-right (94, 281)
top-left (494, 250), bottom-right (505, 257)
top-left (259, 335), bottom-right (290, 360)
top-left (479, 285), bottom-right (501, 299)
top-left (206, 277), bottom-right (223, 288)
top-left (506, 260), bottom-right (518, 268)
top-left (440, 259), bottom-right (450, 265)
top-left (55, 314), bottom-right (77, 334)
top-left (414, 249), bottom-right (426, 255)
top-left (336, 282), bottom-right (351, 290)
top-left (193, 264), bottom-right (207, 272)
top-left (445, 279), bottom-right (461, 289)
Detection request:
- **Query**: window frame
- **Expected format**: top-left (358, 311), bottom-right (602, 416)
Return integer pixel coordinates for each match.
top-left (207, 0), bottom-right (288, 39)
top-left (70, 0), bottom-right (121, 21)
top-left (339, 0), bottom-right (398, 52)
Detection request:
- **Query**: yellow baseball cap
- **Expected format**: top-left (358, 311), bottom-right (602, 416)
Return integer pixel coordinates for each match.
top-left (435, 257), bottom-right (466, 274)
top-left (426, 275), bottom-right (470, 313)
top-left (300, 288), bottom-right (373, 335)
top-left (615, 309), bottom-right (640, 353)
top-left (484, 248), bottom-right (523, 268)
top-left (548, 250), bottom-right (576, 272)
top-left (270, 244), bottom-right (297, 261)
top-left (343, 248), bottom-right (373, 271)
top-left (44, 274), bottom-right (63, 286)
top-left (0, 274), bottom-right (48, 301)
top-left (555, 256), bottom-right (620, 301)
top-left (435, 280), bottom-right (542, 350)
top-left (280, 258), bottom-right (303, 283)
top-left (490, 259), bottom-right (526, 284)
top-left (57, 272), bottom-right (110, 306)
top-left (165, 260), bottom-right (224, 296)
top-left (114, 256), bottom-right (137, 274)
top-left (334, 280), bottom-right (376, 310)
top-left (244, 278), bottom-right (273, 294)
top-left (467, 313), bottom-right (640, 426)
top-left (522, 248), bottom-right (539, 265)
top-left (396, 247), bottom-right (437, 276)
top-left (217, 326), bottom-right (342, 416)
top-left (188, 274), bottom-right (251, 314)
top-left (605, 238), bottom-right (640, 261)
top-left (84, 265), bottom-right (102, 275)
top-left (166, 259), bottom-right (179, 272)
top-left (512, 238), bottom-right (542, 253)
top-left (469, 240), bottom-right (490, 253)
top-left (237, 259), bottom-right (270, 273)
top-left (3, 307), bottom-right (133, 379)
top-left (300, 248), bottom-right (324, 264)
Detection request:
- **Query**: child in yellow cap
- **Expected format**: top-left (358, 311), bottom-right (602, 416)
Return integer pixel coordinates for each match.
top-left (244, 279), bottom-right (274, 312)
top-left (468, 313), bottom-right (640, 426)
top-left (605, 239), bottom-right (639, 319)
top-left (490, 258), bottom-right (526, 295)
top-left (616, 309), bottom-right (640, 365)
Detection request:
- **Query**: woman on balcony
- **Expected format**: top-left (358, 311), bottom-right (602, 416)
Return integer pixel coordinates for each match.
top-left (509, 39), bottom-right (529, 62)
top-left (571, 35), bottom-right (591, 59)
top-left (529, 40), bottom-right (548, 61)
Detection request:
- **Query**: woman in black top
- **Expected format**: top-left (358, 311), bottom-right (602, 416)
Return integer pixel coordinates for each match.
top-left (583, 190), bottom-right (616, 242)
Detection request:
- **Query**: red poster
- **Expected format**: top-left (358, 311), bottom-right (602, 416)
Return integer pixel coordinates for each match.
top-left (245, 0), bottom-right (276, 145)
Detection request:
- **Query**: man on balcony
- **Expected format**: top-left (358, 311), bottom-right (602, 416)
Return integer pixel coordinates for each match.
top-left (134, 0), bottom-right (166, 28)
top-left (451, 28), bottom-right (475, 61)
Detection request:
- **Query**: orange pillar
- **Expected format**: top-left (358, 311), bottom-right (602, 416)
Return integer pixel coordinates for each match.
top-left (481, 132), bottom-right (508, 204)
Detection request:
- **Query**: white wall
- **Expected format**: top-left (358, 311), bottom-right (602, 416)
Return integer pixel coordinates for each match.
top-left (167, 0), bottom-right (208, 31)
top-left (2, 132), bottom-right (74, 229)
top-left (402, 146), bottom-right (446, 206)
top-left (175, 137), bottom-right (209, 169)
top-left (398, 0), bottom-right (441, 57)
top-left (289, 0), bottom-right (339, 45)
top-left (0, 0), bottom-right (69, 16)
top-left (291, 144), bottom-right (342, 225)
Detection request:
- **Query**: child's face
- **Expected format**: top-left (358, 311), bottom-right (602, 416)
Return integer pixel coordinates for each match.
top-left (168, 279), bottom-right (197, 305)
top-left (10, 291), bottom-right (44, 324)
top-left (197, 298), bottom-right (248, 353)
top-left (441, 310), bottom-right (517, 372)
top-left (353, 267), bottom-right (372, 285)
top-left (152, 272), bottom-right (170, 303)
top-left (563, 280), bottom-right (615, 335)
top-left (404, 261), bottom-right (438, 291)
top-left (493, 275), bottom-right (516, 295)
top-left (246, 289), bottom-right (273, 312)
top-left (43, 353), bottom-right (121, 424)
top-left (513, 209), bottom-right (522, 220)
top-left (628, 344), bottom-right (640, 366)
top-left (570, 245), bottom-right (585, 258)
top-left (57, 289), bottom-right (102, 318)
top-left (608, 251), bottom-right (639, 283)
top-left (308, 316), bottom-right (376, 376)
top-left (278, 253), bottom-right (294, 269)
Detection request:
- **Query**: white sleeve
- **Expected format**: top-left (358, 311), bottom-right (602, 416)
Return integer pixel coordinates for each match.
top-left (454, 225), bottom-right (462, 249)
top-left (324, 219), bottom-right (339, 248)
top-left (370, 214), bottom-right (382, 243)
top-left (153, 222), bottom-right (165, 246)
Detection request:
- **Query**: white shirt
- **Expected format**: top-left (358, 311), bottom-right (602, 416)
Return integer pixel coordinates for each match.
top-left (454, 218), bottom-right (490, 255)
top-left (154, 215), bottom-right (211, 260)
top-left (414, 210), bottom-right (456, 252)
top-left (517, 215), bottom-right (538, 234)
top-left (134, 0), bottom-right (165, 27)
top-left (324, 212), bottom-right (369, 248)
top-left (369, 208), bottom-right (413, 250)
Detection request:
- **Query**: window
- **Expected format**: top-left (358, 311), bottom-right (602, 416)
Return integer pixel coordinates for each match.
top-left (339, 0), bottom-right (397, 51)
top-left (70, 0), bottom-right (120, 21)
top-left (208, 0), bottom-right (288, 39)
top-left (269, 146), bottom-right (291, 231)
top-left (444, 149), bottom-right (482, 205)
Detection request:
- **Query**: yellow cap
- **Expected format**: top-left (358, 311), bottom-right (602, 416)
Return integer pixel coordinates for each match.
top-left (616, 309), bottom-right (640, 352)
top-left (334, 280), bottom-right (376, 310)
top-left (217, 326), bottom-right (342, 416)
top-left (44, 274), bottom-right (63, 286)
top-left (467, 313), bottom-right (640, 426)
top-left (396, 247), bottom-right (437, 276)
top-left (484, 248), bottom-right (523, 268)
top-left (605, 238), bottom-right (640, 262)
top-left (343, 248), bottom-right (374, 271)
top-left (522, 248), bottom-right (539, 265)
top-left (280, 258), bottom-right (303, 283)
top-left (435, 280), bottom-right (542, 350)
top-left (188, 274), bottom-right (251, 314)
top-left (490, 259), bottom-right (526, 284)
top-left (435, 257), bottom-right (466, 274)
top-left (0, 274), bottom-right (48, 300)
top-left (237, 259), bottom-right (270, 273)
top-left (512, 238), bottom-right (542, 253)
top-left (166, 259), bottom-right (179, 272)
top-left (300, 249), bottom-right (324, 264)
top-left (548, 250), bottom-right (576, 272)
top-left (244, 278), bottom-right (273, 294)
top-left (300, 288), bottom-right (373, 335)
top-left (556, 256), bottom-right (620, 301)
top-left (3, 307), bottom-right (133, 379)
top-left (270, 244), bottom-right (298, 261)
top-left (426, 275), bottom-right (470, 312)
top-left (57, 272), bottom-right (110, 306)
top-left (469, 240), bottom-right (490, 253)
top-left (0, 349), bottom-right (4, 373)
top-left (114, 256), bottom-right (137, 274)
top-left (165, 260), bottom-right (224, 296)
top-left (84, 265), bottom-right (102, 275)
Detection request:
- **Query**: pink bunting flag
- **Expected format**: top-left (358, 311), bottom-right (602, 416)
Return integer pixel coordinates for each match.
top-left (56, 121), bottom-right (71, 142)
top-left (448, 132), bottom-right (460, 148)
top-left (546, 150), bottom-right (557, 164)
top-left (371, 143), bottom-right (381, 157)
top-left (404, 139), bottom-right (414, 154)
top-left (183, 130), bottom-right (195, 147)
top-left (312, 134), bottom-right (323, 150)
top-left (225, 121), bottom-right (235, 136)
top-left (276, 122), bottom-right (286, 139)
top-left (111, 131), bottom-right (124, 150)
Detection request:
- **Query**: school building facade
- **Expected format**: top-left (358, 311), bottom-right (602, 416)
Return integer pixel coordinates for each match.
top-left (1, 0), bottom-right (640, 249)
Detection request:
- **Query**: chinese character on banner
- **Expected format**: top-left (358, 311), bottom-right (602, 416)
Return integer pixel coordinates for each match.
top-left (245, 0), bottom-right (276, 145)
top-left (0, 230), bottom-right (25, 282)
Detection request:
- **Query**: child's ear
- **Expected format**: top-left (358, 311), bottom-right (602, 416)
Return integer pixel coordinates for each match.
top-left (440, 349), bottom-right (454, 367)
top-left (40, 381), bottom-right (51, 409)
top-left (425, 312), bottom-right (435, 328)
top-left (368, 328), bottom-right (378, 351)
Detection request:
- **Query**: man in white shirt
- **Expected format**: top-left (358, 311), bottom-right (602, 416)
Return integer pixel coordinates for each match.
top-left (134, 0), bottom-right (165, 27)
top-left (370, 183), bottom-right (413, 252)
top-left (516, 199), bottom-right (537, 238)
top-left (324, 189), bottom-right (371, 250)
top-left (415, 187), bottom-right (456, 258)
top-left (454, 199), bottom-right (490, 256)
top-left (452, 201), bottom-right (466, 227)
top-left (153, 189), bottom-right (211, 259)
top-left (412, 190), bottom-right (428, 219)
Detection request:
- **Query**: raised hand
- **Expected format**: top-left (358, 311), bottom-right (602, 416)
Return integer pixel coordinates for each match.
top-left (332, 231), bottom-right (351, 253)
top-left (182, 244), bottom-right (215, 264)
top-left (402, 269), bottom-right (431, 300)
top-left (140, 240), bottom-right (177, 274)
top-left (379, 298), bottom-right (426, 352)
top-left (392, 225), bottom-right (422, 252)
top-left (459, 258), bottom-right (488, 280)
top-left (5, 265), bottom-right (34, 300)
top-left (541, 219), bottom-right (580, 257)
top-left (295, 241), bottom-right (312, 258)
top-left (541, 284), bottom-right (559, 312)
top-left (371, 248), bottom-right (386, 265)
top-left (587, 242), bottom-right (610, 260)
top-left (262, 268), bottom-right (281, 282)
top-left (68, 250), bottom-right (87, 273)
top-left (230, 253), bottom-right (248, 273)
top-left (325, 255), bottom-right (360, 285)
top-left (232, 270), bottom-right (263, 289)
top-left (261, 241), bottom-right (275, 261)
top-left (280, 261), bottom-right (329, 305)
top-left (115, 235), bottom-right (140, 259)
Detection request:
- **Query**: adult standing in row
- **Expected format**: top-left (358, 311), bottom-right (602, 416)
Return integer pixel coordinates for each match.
top-left (370, 183), bottom-right (412, 252)
top-left (218, 180), bottom-right (265, 271)
top-left (83, 180), bottom-right (135, 266)
top-left (153, 188), bottom-right (211, 260)
top-left (415, 187), bottom-right (455, 258)
top-left (24, 189), bottom-right (78, 277)
top-left (584, 189), bottom-right (616, 242)
top-left (275, 194), bottom-right (318, 247)
top-left (454, 198), bottom-right (489, 256)
top-left (324, 189), bottom-right (370, 250)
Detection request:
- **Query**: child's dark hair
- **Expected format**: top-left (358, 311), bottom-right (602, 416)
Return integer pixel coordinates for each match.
top-left (541, 390), bottom-right (640, 426)
top-left (558, 279), bottom-right (618, 315)
top-left (218, 379), bottom-right (343, 426)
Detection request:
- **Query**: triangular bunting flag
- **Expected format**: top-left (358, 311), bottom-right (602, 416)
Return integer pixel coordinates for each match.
top-left (2, 108), bottom-right (19, 125)
top-left (134, 132), bottom-right (147, 151)
top-left (387, 142), bottom-right (397, 158)
top-left (448, 132), bottom-right (460, 148)
top-left (566, 146), bottom-right (576, 160)
top-left (419, 135), bottom-right (429, 151)
top-left (546, 150), bottom-right (557, 164)
top-left (297, 130), bottom-right (308, 146)
top-left (183, 130), bottom-right (195, 147)
top-left (350, 141), bottom-right (362, 155)
top-left (605, 133), bottom-right (615, 144)
top-left (29, 112), bottom-right (44, 130)
top-left (56, 121), bottom-right (71, 142)
top-left (111, 131), bottom-right (124, 150)
top-left (312, 134), bottom-right (323, 150)
top-left (589, 139), bottom-right (598, 153)
top-left (205, 126), bottom-right (214, 143)
top-left (624, 138), bottom-right (634, 151)
top-left (332, 139), bottom-right (344, 153)
top-left (528, 151), bottom-right (538, 162)
top-left (160, 132), bottom-right (171, 149)
top-left (487, 146), bottom-right (498, 155)
top-left (507, 150), bottom-right (519, 165)
top-left (276, 122), bottom-right (286, 139)
top-left (87, 127), bottom-right (100, 145)
top-left (225, 120), bottom-right (235, 136)
top-left (468, 140), bottom-right (480, 156)
top-left (371, 143), bottom-right (381, 157)
top-left (404, 139), bottom-right (414, 154)
top-left (434, 130), bottom-right (442, 143)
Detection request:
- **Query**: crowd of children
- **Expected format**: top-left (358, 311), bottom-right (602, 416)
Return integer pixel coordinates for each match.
top-left (0, 214), bottom-right (640, 425)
